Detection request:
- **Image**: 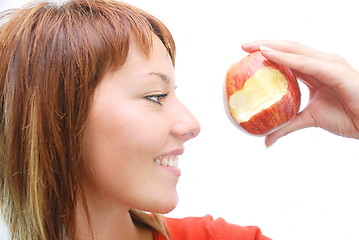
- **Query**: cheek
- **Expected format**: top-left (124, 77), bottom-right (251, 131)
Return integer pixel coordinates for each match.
top-left (82, 109), bottom-right (153, 172)
top-left (81, 103), bottom-right (169, 193)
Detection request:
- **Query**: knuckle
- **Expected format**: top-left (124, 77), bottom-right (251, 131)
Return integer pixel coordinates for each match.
top-left (328, 53), bottom-right (346, 63)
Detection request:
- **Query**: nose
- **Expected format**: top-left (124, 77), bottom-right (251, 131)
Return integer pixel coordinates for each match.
top-left (170, 102), bottom-right (201, 141)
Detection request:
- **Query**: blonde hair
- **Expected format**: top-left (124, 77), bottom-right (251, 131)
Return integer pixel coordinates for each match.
top-left (0, 0), bottom-right (175, 239)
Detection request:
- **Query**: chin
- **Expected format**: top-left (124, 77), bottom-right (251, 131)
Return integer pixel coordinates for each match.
top-left (158, 202), bottom-right (178, 214)
top-left (143, 192), bottom-right (179, 214)
top-left (157, 196), bottom-right (178, 214)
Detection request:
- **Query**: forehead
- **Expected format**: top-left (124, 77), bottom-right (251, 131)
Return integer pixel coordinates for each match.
top-left (97, 35), bottom-right (175, 93)
top-left (120, 35), bottom-right (175, 79)
top-left (132, 35), bottom-right (173, 65)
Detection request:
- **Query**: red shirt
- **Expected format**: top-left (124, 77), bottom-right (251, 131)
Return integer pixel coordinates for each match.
top-left (154, 215), bottom-right (271, 240)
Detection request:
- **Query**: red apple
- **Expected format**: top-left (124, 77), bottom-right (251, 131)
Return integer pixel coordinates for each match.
top-left (224, 51), bottom-right (301, 136)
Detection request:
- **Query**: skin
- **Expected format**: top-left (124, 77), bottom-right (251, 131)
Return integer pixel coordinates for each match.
top-left (77, 35), bottom-right (200, 240)
top-left (242, 40), bottom-right (359, 147)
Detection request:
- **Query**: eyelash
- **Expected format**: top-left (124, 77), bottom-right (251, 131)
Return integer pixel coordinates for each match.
top-left (145, 92), bottom-right (169, 105)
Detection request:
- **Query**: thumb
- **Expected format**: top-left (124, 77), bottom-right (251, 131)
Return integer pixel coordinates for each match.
top-left (265, 110), bottom-right (312, 147)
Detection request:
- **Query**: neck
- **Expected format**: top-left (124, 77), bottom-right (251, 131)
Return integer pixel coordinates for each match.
top-left (75, 195), bottom-right (152, 240)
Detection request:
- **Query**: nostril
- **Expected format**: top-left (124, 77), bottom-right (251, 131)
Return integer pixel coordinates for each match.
top-left (183, 132), bottom-right (195, 140)
top-left (183, 123), bottom-right (201, 140)
top-left (172, 121), bottom-right (200, 141)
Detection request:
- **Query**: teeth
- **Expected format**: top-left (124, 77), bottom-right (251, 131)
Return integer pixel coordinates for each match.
top-left (155, 155), bottom-right (178, 167)
top-left (162, 157), bottom-right (169, 166)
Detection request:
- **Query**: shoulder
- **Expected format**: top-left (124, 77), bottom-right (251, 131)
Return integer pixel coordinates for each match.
top-left (160, 215), bottom-right (271, 240)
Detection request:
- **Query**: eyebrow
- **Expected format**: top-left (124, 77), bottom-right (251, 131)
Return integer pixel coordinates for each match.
top-left (148, 72), bottom-right (170, 83)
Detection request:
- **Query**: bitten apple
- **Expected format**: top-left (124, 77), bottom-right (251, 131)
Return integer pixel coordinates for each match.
top-left (224, 51), bottom-right (301, 136)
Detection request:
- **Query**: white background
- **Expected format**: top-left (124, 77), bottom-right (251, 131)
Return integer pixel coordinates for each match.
top-left (1, 1), bottom-right (358, 240)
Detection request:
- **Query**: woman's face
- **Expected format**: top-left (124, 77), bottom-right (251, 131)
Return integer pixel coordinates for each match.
top-left (82, 36), bottom-right (200, 213)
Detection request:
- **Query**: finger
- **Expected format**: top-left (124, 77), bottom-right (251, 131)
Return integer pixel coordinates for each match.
top-left (242, 40), bottom-right (332, 61)
top-left (265, 110), bottom-right (313, 147)
top-left (259, 46), bottom-right (341, 88)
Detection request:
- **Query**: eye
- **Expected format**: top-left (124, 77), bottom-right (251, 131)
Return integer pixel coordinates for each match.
top-left (145, 92), bottom-right (169, 105)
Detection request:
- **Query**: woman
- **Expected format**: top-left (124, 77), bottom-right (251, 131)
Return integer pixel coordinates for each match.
top-left (0, 0), bottom-right (197, 239)
top-left (0, 0), bottom-right (358, 239)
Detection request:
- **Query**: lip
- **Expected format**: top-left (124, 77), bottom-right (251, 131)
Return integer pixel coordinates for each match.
top-left (156, 148), bottom-right (185, 159)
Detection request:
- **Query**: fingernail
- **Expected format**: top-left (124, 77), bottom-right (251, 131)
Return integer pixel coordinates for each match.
top-left (259, 46), bottom-right (274, 53)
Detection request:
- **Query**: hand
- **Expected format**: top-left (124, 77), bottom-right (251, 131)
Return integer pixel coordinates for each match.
top-left (242, 40), bottom-right (359, 147)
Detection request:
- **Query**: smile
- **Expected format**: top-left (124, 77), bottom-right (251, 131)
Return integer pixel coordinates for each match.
top-left (155, 155), bottom-right (179, 167)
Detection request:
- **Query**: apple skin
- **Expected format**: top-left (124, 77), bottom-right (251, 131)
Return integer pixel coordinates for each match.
top-left (224, 51), bottom-right (301, 136)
